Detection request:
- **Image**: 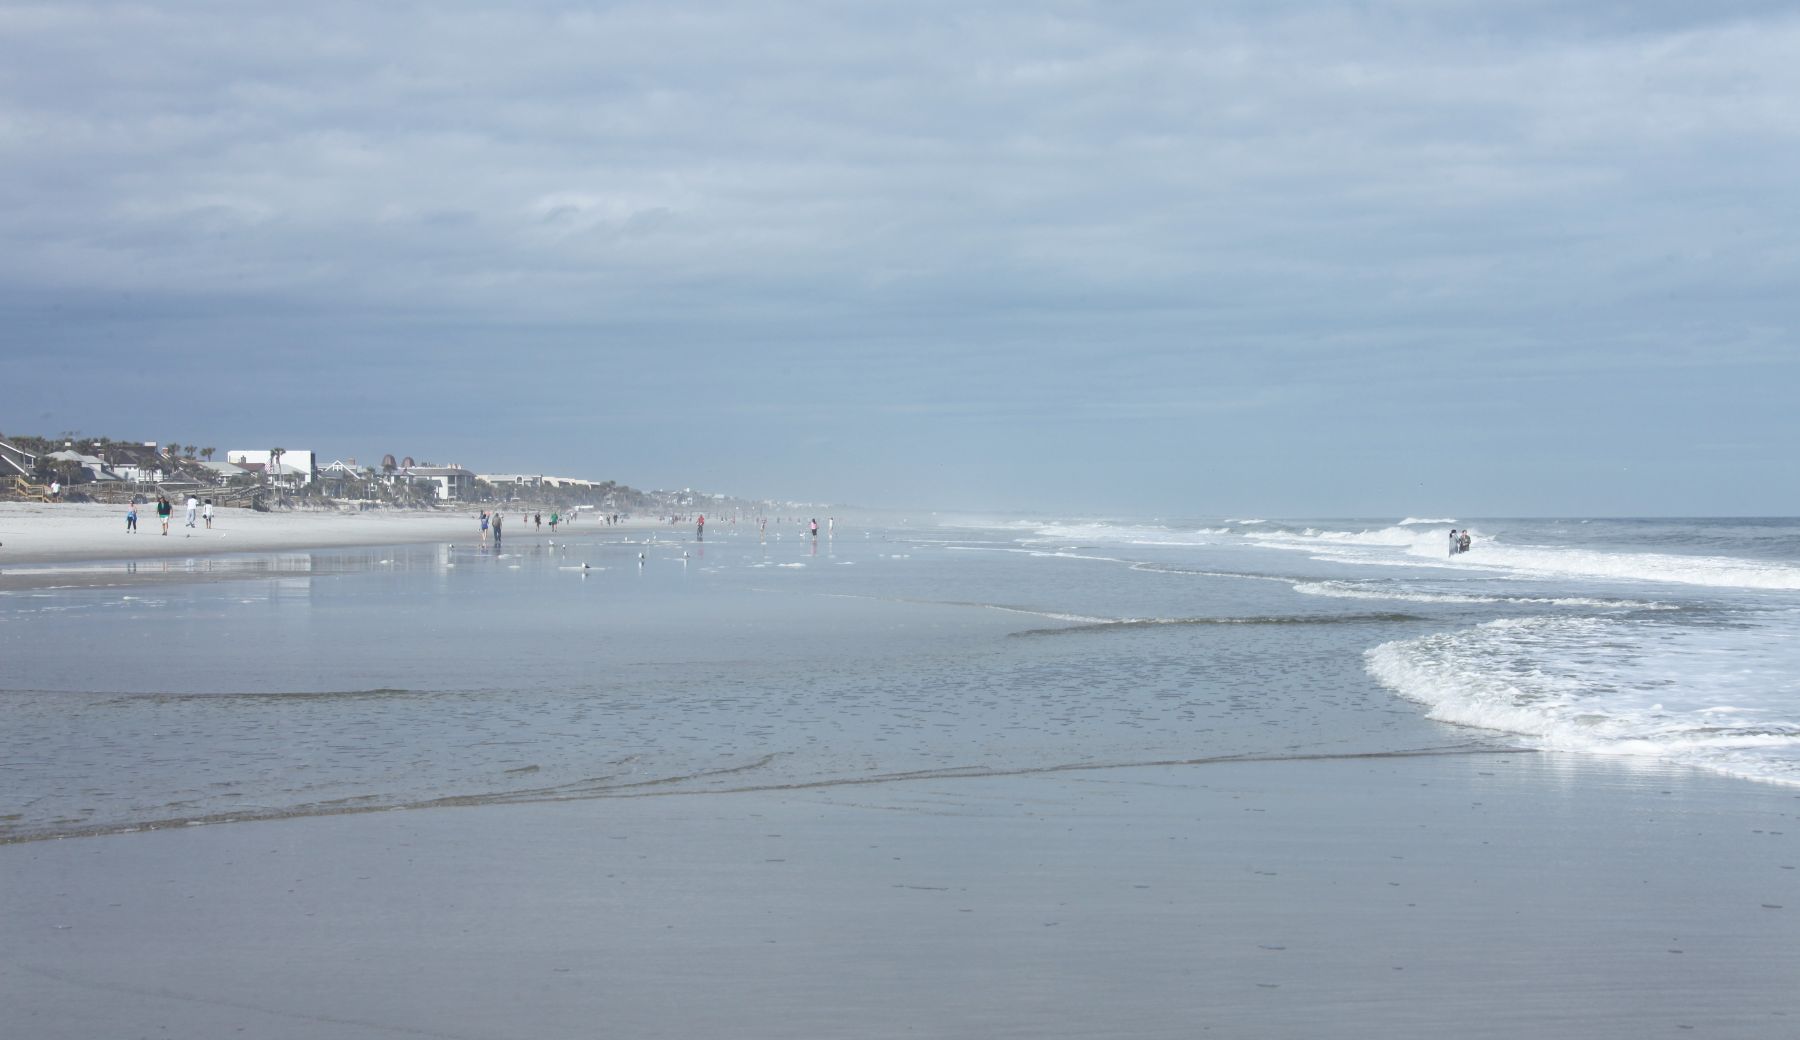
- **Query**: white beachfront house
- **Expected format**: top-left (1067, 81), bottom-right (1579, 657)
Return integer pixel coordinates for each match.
top-left (407, 465), bottom-right (477, 501)
top-left (104, 444), bottom-right (167, 484)
top-left (478, 473), bottom-right (543, 498)
top-left (477, 474), bottom-right (599, 498)
top-left (227, 449), bottom-right (316, 487)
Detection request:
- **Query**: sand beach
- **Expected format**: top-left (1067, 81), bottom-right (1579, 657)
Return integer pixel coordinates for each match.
top-left (0, 501), bottom-right (657, 592)
top-left (0, 501), bottom-right (618, 567)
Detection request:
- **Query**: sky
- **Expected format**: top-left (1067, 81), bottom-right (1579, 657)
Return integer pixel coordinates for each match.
top-left (2, 1), bottom-right (1796, 516)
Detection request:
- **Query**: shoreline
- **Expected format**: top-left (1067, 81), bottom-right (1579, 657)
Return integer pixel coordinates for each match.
top-left (0, 500), bottom-right (655, 570)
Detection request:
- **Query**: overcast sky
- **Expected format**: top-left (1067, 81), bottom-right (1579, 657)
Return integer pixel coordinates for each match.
top-left (2, 1), bottom-right (1796, 515)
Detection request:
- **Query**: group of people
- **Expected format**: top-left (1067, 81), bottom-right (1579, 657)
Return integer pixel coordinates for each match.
top-left (127, 495), bottom-right (212, 535)
top-left (1448, 528), bottom-right (1473, 555)
top-left (478, 509), bottom-right (566, 546)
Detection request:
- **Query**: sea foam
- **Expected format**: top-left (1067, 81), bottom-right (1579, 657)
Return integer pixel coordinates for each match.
top-left (1367, 613), bottom-right (1800, 785)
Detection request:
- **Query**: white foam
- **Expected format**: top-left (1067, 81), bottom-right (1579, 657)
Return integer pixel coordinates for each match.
top-left (1367, 613), bottom-right (1800, 786)
top-left (1243, 523), bottom-right (1800, 591)
top-left (1399, 517), bottom-right (1456, 526)
top-left (1460, 543), bottom-right (1800, 591)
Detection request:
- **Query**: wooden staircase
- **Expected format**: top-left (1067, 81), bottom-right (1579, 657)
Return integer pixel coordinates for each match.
top-left (11, 476), bottom-right (52, 502)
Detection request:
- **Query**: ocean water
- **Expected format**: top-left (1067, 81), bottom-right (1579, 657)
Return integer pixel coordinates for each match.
top-left (991, 515), bottom-right (1800, 787)
top-left (2, 516), bottom-right (1797, 842)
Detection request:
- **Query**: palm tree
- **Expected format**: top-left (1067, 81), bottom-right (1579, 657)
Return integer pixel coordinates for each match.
top-left (270, 447), bottom-right (286, 483)
top-left (166, 442), bottom-right (181, 458)
top-left (184, 445), bottom-right (197, 459)
top-left (201, 447), bottom-right (215, 462)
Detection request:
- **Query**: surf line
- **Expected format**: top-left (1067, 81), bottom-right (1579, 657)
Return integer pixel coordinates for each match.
top-left (1009, 612), bottom-right (1427, 636)
top-left (0, 745), bottom-right (1529, 845)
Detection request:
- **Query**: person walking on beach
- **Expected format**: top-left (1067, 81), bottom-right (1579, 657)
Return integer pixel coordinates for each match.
top-left (697, 514), bottom-right (705, 541)
top-left (549, 512), bottom-right (559, 533)
top-left (156, 495), bottom-right (172, 535)
top-left (203, 499), bottom-right (214, 529)
top-left (493, 511), bottom-right (504, 546)
top-left (809, 518), bottom-right (819, 539)
top-left (479, 511), bottom-right (489, 544)
top-left (184, 495), bottom-right (199, 529)
top-left (126, 503), bottom-right (137, 533)
top-left (534, 511), bottom-right (541, 532)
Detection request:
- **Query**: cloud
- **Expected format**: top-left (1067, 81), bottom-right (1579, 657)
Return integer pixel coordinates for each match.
top-left (2, 2), bottom-right (1797, 510)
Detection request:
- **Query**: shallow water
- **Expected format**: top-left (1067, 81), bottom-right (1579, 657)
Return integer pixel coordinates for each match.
top-left (4, 516), bottom-right (1795, 842)
top-left (0, 525), bottom-right (1470, 841)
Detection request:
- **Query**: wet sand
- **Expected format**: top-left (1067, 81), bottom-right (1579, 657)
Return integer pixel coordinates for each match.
top-left (4, 752), bottom-right (1795, 1039)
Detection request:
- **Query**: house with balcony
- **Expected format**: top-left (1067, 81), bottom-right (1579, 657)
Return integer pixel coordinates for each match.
top-left (407, 465), bottom-right (477, 501)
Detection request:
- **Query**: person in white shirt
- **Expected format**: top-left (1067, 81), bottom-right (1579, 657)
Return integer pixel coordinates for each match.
top-left (185, 496), bottom-right (199, 528)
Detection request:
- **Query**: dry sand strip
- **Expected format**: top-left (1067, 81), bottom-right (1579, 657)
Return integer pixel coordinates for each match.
top-left (0, 501), bottom-right (472, 564)
top-left (0, 502), bottom-right (662, 569)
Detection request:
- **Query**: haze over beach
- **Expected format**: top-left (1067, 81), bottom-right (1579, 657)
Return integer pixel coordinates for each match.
top-left (4, 4), bottom-right (1800, 1039)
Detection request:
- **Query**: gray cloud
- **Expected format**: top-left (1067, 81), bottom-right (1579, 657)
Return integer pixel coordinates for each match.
top-left (2, 2), bottom-right (1796, 512)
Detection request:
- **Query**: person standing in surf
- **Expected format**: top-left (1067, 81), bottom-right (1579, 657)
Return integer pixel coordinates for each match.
top-left (696, 514), bottom-right (705, 540)
top-left (1449, 529), bottom-right (1459, 556)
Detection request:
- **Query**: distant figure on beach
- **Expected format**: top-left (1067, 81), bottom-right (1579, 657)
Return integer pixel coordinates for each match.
top-left (184, 495), bottom-right (199, 528)
top-left (479, 511), bottom-right (490, 544)
top-left (49, 480), bottom-right (60, 501)
top-left (697, 514), bottom-right (705, 540)
top-left (156, 496), bottom-right (171, 535)
top-left (548, 512), bottom-right (559, 533)
top-left (534, 512), bottom-right (541, 532)
top-left (203, 500), bottom-right (214, 529)
top-left (1449, 529), bottom-right (1458, 556)
top-left (493, 512), bottom-right (504, 545)
top-left (126, 503), bottom-right (137, 533)
top-left (1460, 530), bottom-right (1472, 554)
top-left (810, 518), bottom-right (819, 539)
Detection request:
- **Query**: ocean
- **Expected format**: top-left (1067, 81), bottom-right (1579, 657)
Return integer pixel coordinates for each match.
top-left (4, 515), bottom-right (1798, 844)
